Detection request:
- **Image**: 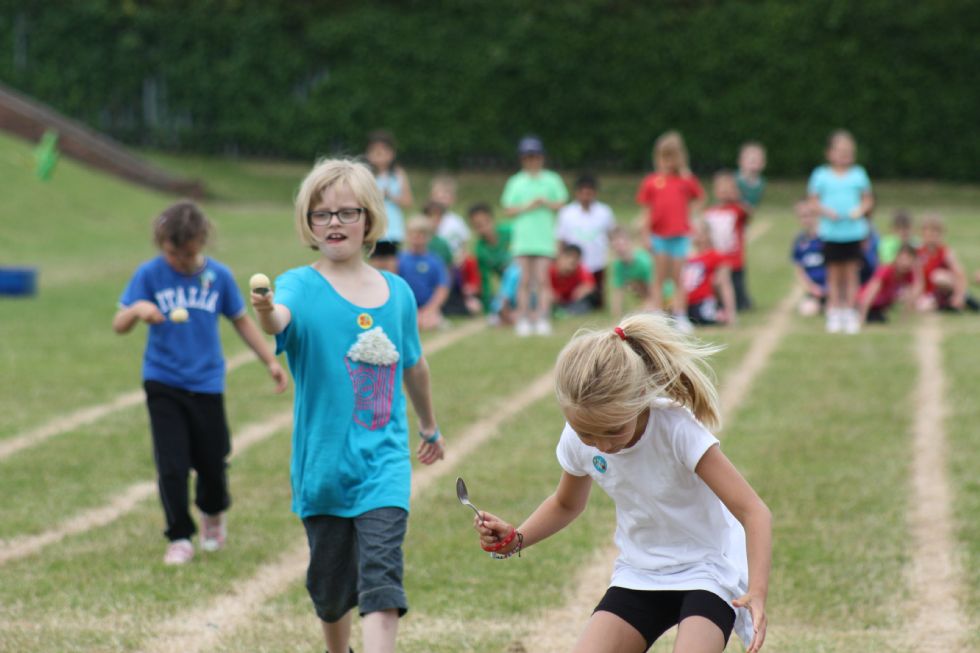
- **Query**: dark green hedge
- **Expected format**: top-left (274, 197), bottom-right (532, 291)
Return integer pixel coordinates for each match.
top-left (1, 1), bottom-right (978, 178)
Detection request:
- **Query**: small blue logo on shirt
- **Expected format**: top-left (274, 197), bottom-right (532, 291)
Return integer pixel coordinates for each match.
top-left (592, 455), bottom-right (607, 474)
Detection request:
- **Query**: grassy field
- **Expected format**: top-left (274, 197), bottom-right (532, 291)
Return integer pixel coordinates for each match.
top-left (1, 130), bottom-right (979, 652)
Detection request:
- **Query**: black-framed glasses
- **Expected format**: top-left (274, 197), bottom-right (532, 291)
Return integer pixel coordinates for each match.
top-left (307, 208), bottom-right (365, 226)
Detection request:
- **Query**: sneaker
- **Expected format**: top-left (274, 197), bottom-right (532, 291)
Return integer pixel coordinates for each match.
top-left (515, 319), bottom-right (532, 338)
top-left (534, 319), bottom-right (553, 336)
top-left (826, 308), bottom-right (843, 334)
top-left (200, 512), bottom-right (226, 552)
top-left (164, 538), bottom-right (194, 565)
top-left (843, 309), bottom-right (861, 335)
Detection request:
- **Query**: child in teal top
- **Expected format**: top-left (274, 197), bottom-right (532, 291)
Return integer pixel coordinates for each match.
top-left (500, 135), bottom-right (569, 336)
top-left (807, 130), bottom-right (874, 334)
top-left (251, 159), bottom-right (443, 653)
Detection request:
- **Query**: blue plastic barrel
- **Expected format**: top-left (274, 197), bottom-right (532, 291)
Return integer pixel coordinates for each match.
top-left (0, 267), bottom-right (38, 296)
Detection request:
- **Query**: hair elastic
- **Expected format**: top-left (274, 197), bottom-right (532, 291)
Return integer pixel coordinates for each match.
top-left (614, 327), bottom-right (627, 341)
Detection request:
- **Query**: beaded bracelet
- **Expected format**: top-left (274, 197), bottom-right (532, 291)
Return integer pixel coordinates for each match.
top-left (481, 526), bottom-right (518, 552)
top-left (420, 428), bottom-right (441, 444)
top-left (490, 531), bottom-right (524, 560)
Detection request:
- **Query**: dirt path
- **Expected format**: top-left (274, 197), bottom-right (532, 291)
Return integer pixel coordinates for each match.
top-left (0, 321), bottom-right (486, 463)
top-left (906, 315), bottom-right (967, 651)
top-left (0, 351), bottom-right (254, 462)
top-left (139, 370), bottom-right (555, 653)
top-left (0, 321), bottom-right (486, 566)
top-left (513, 284), bottom-right (802, 653)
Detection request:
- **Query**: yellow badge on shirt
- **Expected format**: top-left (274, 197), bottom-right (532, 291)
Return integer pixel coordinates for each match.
top-left (357, 313), bottom-right (373, 329)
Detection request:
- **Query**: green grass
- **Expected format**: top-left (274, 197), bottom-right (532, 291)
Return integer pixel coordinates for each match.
top-left (2, 134), bottom-right (980, 652)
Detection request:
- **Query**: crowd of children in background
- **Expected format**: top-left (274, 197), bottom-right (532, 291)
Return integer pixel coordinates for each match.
top-left (793, 129), bottom-right (978, 333)
top-left (365, 128), bottom-right (976, 336)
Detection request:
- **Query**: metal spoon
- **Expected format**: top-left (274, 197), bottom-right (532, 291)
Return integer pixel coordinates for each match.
top-left (455, 477), bottom-right (483, 524)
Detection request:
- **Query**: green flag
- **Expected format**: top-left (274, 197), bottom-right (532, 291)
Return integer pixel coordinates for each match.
top-left (34, 129), bottom-right (60, 181)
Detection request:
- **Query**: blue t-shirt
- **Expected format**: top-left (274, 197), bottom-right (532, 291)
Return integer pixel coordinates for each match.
top-left (791, 232), bottom-right (826, 288)
top-left (807, 164), bottom-right (872, 243)
top-left (118, 256), bottom-right (245, 393)
top-left (274, 267), bottom-right (421, 519)
top-left (397, 251), bottom-right (448, 307)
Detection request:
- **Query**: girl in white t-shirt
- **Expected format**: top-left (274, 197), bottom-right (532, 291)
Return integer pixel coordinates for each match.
top-left (474, 313), bottom-right (771, 653)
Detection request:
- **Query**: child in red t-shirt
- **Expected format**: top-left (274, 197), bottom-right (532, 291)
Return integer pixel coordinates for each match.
top-left (858, 244), bottom-right (920, 323)
top-left (549, 244), bottom-right (597, 316)
top-left (704, 170), bottom-right (751, 312)
top-left (636, 131), bottom-right (705, 331)
top-left (682, 220), bottom-right (735, 326)
top-left (915, 213), bottom-right (979, 312)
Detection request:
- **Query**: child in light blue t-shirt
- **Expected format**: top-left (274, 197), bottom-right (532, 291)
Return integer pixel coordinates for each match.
top-left (807, 130), bottom-right (874, 334)
top-left (114, 201), bottom-right (287, 565)
top-left (250, 159), bottom-right (443, 653)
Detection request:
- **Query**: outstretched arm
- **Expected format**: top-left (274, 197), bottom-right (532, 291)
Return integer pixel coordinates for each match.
top-left (112, 300), bottom-right (165, 334)
top-left (696, 444), bottom-right (771, 653)
top-left (250, 288), bottom-right (292, 335)
top-left (475, 471), bottom-right (592, 553)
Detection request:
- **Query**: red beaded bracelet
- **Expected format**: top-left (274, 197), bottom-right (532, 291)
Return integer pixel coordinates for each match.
top-left (481, 527), bottom-right (517, 552)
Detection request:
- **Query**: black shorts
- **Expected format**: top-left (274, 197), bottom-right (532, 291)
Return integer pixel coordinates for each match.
top-left (370, 240), bottom-right (400, 258)
top-left (594, 587), bottom-right (735, 648)
top-left (822, 240), bottom-right (863, 263)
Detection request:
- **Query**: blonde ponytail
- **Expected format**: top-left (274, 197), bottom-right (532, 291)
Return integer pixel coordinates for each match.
top-left (555, 313), bottom-right (723, 431)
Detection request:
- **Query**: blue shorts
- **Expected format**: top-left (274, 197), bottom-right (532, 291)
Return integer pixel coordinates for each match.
top-left (302, 507), bottom-right (409, 622)
top-left (651, 235), bottom-right (691, 258)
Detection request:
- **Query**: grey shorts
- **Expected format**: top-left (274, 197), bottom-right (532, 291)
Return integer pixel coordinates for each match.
top-left (302, 507), bottom-right (409, 623)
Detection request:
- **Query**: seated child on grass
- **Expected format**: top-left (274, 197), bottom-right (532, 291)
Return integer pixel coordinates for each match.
top-left (916, 213), bottom-right (979, 313)
top-left (469, 202), bottom-right (512, 313)
top-left (683, 220), bottom-right (735, 326)
top-left (398, 216), bottom-right (450, 330)
top-left (429, 175), bottom-right (471, 260)
top-left (704, 170), bottom-right (752, 311)
top-left (609, 225), bottom-right (654, 319)
top-left (550, 244), bottom-right (597, 316)
top-left (791, 199), bottom-right (826, 317)
top-left (556, 173), bottom-right (616, 309)
top-left (858, 244), bottom-right (921, 323)
top-left (878, 210), bottom-right (918, 265)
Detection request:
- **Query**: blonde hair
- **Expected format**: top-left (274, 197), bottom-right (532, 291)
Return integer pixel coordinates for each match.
top-left (294, 159), bottom-right (387, 252)
top-left (555, 313), bottom-right (723, 432)
top-left (406, 214), bottom-right (434, 235)
top-left (921, 212), bottom-right (945, 232)
top-left (827, 129), bottom-right (855, 150)
top-left (653, 130), bottom-right (689, 174)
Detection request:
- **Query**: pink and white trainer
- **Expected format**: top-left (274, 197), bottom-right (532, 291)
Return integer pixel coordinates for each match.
top-left (163, 538), bottom-right (194, 565)
top-left (200, 512), bottom-right (226, 552)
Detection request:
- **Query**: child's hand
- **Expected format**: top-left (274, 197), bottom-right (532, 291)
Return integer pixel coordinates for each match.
top-left (267, 360), bottom-right (288, 393)
top-left (474, 511), bottom-right (517, 552)
top-left (732, 593), bottom-right (767, 653)
top-left (825, 208), bottom-right (839, 221)
top-left (419, 308), bottom-right (443, 331)
top-left (250, 288), bottom-right (275, 313)
top-left (416, 431), bottom-right (444, 465)
top-left (135, 300), bottom-right (166, 324)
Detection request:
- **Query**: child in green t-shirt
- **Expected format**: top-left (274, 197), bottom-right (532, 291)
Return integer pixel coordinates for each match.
top-left (609, 226), bottom-right (654, 319)
top-left (736, 141), bottom-right (767, 211)
top-left (468, 202), bottom-right (512, 313)
top-left (500, 135), bottom-right (569, 336)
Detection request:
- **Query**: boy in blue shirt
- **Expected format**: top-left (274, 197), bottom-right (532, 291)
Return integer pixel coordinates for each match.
top-left (791, 199), bottom-right (827, 317)
top-left (114, 201), bottom-right (287, 565)
top-left (398, 216), bottom-right (450, 330)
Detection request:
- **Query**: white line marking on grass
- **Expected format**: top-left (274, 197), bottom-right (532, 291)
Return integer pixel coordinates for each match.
top-left (0, 351), bottom-right (255, 462)
top-left (0, 413), bottom-right (293, 566)
top-left (139, 370), bottom-right (554, 653)
top-left (907, 315), bottom-right (967, 651)
top-left (0, 323), bottom-right (486, 565)
top-left (516, 284), bottom-right (802, 653)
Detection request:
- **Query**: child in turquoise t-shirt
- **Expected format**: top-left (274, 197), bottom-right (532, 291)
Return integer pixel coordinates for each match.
top-left (250, 159), bottom-right (444, 653)
top-left (500, 135), bottom-right (569, 337)
top-left (807, 130), bottom-right (874, 334)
